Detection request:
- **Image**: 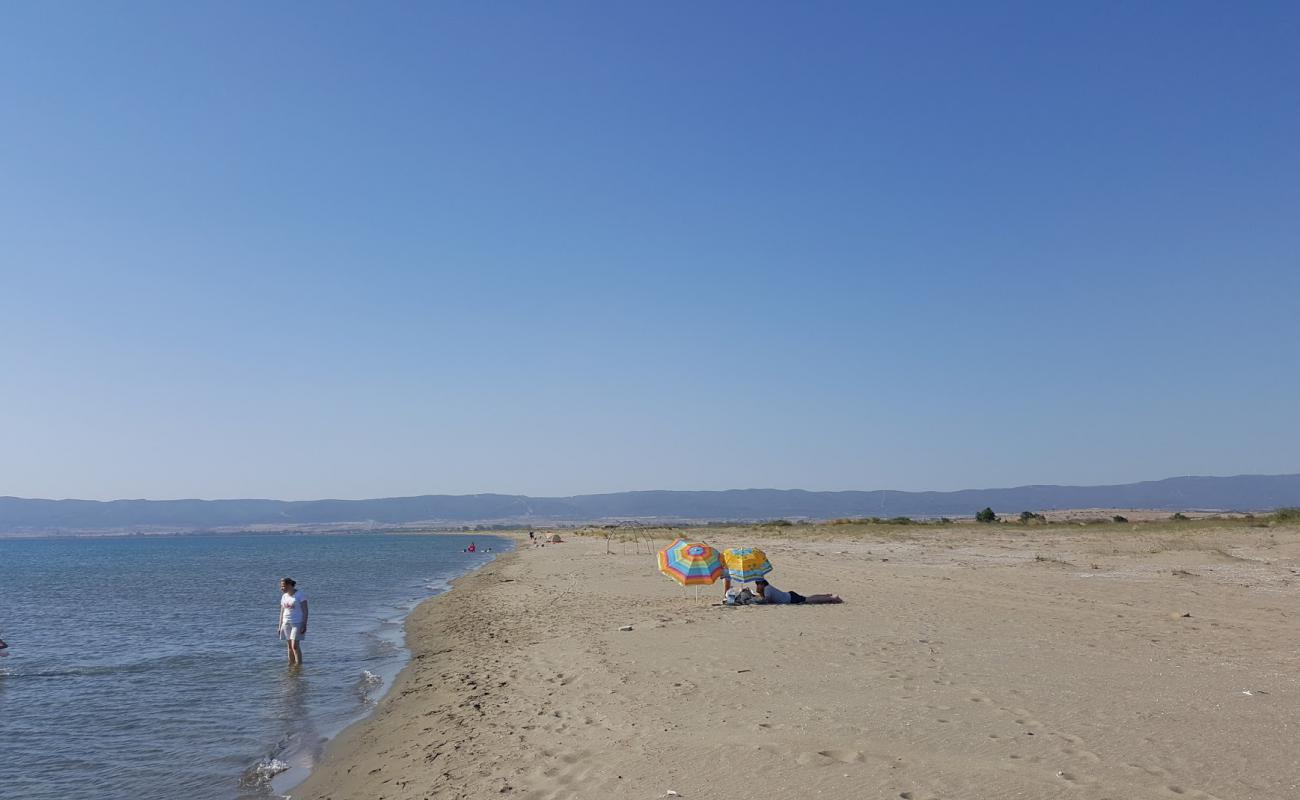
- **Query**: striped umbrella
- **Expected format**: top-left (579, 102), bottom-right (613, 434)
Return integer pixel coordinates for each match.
top-left (657, 540), bottom-right (724, 586)
top-left (722, 547), bottom-right (772, 583)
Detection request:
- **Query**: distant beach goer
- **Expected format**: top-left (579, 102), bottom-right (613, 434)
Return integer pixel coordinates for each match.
top-left (278, 578), bottom-right (308, 665)
top-left (753, 578), bottom-right (841, 605)
top-left (0, 636), bottom-right (8, 657)
top-left (466, 542), bottom-right (477, 553)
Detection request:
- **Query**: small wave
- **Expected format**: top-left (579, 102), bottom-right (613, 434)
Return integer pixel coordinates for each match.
top-left (239, 757), bottom-right (290, 788)
top-left (360, 632), bottom-right (402, 661)
top-left (354, 669), bottom-right (383, 703)
top-left (1, 653), bottom-right (200, 680)
top-left (425, 576), bottom-right (454, 592)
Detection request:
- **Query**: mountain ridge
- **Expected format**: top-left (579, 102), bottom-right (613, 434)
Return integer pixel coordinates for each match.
top-left (3, 473), bottom-right (1300, 533)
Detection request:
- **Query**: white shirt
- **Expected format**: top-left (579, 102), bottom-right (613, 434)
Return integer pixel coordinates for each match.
top-left (281, 591), bottom-right (307, 626)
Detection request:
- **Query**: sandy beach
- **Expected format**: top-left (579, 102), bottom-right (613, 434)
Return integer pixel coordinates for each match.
top-left (290, 522), bottom-right (1300, 800)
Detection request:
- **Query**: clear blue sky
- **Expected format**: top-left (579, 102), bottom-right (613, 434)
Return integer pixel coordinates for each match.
top-left (2, 2), bottom-right (1297, 501)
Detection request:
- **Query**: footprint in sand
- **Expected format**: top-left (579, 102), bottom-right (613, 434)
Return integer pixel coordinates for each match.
top-left (1007, 713), bottom-right (1043, 729)
top-left (795, 749), bottom-right (866, 766)
top-left (967, 690), bottom-right (991, 703)
top-left (1163, 786), bottom-right (1222, 799)
top-left (1124, 761), bottom-right (1172, 779)
top-left (819, 749), bottom-right (866, 764)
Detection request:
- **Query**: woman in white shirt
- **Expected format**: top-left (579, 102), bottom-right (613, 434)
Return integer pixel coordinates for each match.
top-left (278, 577), bottom-right (309, 665)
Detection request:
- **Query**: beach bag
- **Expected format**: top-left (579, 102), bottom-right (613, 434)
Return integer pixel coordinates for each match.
top-left (727, 588), bottom-right (756, 605)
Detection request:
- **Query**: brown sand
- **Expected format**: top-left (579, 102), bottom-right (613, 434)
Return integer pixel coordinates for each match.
top-left (290, 525), bottom-right (1300, 800)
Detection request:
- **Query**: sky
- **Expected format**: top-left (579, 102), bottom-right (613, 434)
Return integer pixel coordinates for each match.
top-left (1, 1), bottom-right (1298, 501)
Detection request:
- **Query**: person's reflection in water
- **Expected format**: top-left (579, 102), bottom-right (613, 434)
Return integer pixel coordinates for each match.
top-left (270, 666), bottom-right (323, 790)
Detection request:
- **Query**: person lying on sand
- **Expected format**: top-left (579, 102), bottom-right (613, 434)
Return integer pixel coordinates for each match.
top-left (753, 578), bottom-right (842, 605)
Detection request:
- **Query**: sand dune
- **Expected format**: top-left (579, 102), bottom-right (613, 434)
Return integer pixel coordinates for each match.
top-left (290, 524), bottom-right (1300, 800)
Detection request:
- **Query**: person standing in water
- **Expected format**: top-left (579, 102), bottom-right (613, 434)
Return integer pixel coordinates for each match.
top-left (278, 578), bottom-right (308, 665)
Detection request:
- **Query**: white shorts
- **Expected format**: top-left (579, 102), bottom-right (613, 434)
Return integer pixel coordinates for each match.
top-left (280, 623), bottom-right (305, 641)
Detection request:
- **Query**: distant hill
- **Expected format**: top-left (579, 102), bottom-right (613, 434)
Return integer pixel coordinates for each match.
top-left (3, 474), bottom-right (1300, 534)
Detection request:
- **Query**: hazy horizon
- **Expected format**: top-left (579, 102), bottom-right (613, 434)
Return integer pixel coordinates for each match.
top-left (3, 4), bottom-right (1298, 501)
top-left (5, 470), bottom-right (1299, 504)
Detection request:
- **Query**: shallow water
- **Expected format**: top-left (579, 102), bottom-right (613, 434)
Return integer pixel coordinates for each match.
top-left (0, 532), bottom-right (506, 799)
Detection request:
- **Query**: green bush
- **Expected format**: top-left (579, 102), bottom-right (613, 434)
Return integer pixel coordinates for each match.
top-left (1170, 512), bottom-right (1189, 521)
top-left (1270, 508), bottom-right (1300, 523)
top-left (1018, 511), bottom-right (1046, 523)
top-left (975, 507), bottom-right (998, 523)
top-left (1112, 515), bottom-right (1128, 523)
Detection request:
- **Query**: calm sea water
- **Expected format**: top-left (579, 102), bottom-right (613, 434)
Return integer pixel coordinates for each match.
top-left (0, 532), bottom-right (507, 800)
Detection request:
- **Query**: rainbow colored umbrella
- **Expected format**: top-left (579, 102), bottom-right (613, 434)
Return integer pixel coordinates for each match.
top-left (658, 540), bottom-right (724, 586)
top-left (722, 547), bottom-right (772, 582)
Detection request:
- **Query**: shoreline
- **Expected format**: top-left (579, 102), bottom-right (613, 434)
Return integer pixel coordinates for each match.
top-left (288, 525), bottom-right (1300, 799)
top-left (272, 536), bottom-right (515, 798)
top-left (283, 539), bottom-right (524, 799)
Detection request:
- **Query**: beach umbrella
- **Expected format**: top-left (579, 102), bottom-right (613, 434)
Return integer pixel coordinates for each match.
top-left (722, 547), bottom-right (772, 583)
top-left (660, 535), bottom-right (686, 562)
top-left (657, 540), bottom-right (724, 586)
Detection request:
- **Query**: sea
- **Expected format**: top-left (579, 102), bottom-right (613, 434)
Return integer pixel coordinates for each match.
top-left (0, 532), bottom-right (508, 800)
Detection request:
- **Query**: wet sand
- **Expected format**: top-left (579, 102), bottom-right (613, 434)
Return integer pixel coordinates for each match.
top-left (290, 523), bottom-right (1300, 799)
